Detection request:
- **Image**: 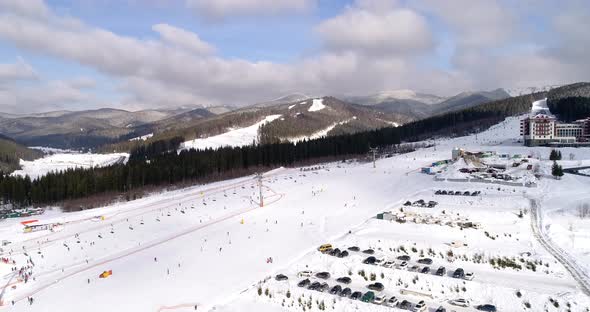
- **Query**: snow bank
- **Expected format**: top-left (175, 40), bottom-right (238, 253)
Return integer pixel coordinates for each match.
top-left (180, 115), bottom-right (282, 151)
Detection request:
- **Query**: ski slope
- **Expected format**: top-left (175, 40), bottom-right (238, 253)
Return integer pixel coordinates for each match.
top-left (11, 153), bottom-right (129, 180)
top-left (180, 115), bottom-right (281, 151)
top-left (2, 114), bottom-right (590, 312)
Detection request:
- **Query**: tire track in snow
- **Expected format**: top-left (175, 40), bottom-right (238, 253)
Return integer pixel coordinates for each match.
top-left (529, 198), bottom-right (590, 296)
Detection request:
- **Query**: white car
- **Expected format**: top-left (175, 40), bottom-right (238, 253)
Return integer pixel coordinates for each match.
top-left (297, 270), bottom-right (313, 277)
top-left (373, 296), bottom-right (385, 304)
top-left (449, 298), bottom-right (470, 307)
top-left (385, 296), bottom-right (398, 307)
top-left (413, 300), bottom-right (427, 312)
top-left (464, 272), bottom-right (475, 280)
top-left (374, 256), bottom-right (385, 264)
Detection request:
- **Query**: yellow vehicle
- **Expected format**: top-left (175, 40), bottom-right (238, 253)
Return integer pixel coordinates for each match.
top-left (317, 244), bottom-right (333, 252)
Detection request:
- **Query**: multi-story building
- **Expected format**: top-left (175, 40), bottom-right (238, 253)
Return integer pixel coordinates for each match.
top-left (520, 99), bottom-right (590, 146)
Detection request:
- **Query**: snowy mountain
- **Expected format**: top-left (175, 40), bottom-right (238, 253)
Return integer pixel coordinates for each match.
top-left (344, 89), bottom-right (446, 106)
top-left (505, 84), bottom-right (563, 97)
top-left (253, 93), bottom-right (312, 107)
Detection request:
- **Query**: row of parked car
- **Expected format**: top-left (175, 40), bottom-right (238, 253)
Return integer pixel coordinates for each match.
top-left (403, 199), bottom-right (438, 208)
top-left (435, 190), bottom-right (481, 196)
top-left (295, 276), bottom-right (427, 311)
top-left (362, 255), bottom-right (475, 281)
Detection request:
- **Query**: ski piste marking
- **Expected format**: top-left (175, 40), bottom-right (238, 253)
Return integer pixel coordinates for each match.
top-left (0, 170), bottom-right (290, 305)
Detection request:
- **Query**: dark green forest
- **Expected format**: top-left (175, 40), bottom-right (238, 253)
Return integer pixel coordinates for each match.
top-left (0, 93), bottom-right (544, 208)
top-left (547, 97), bottom-right (590, 122)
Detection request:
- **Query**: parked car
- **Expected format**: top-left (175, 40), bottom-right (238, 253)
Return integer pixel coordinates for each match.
top-left (441, 190), bottom-right (448, 195)
top-left (347, 246), bottom-right (360, 252)
top-left (275, 274), bottom-right (288, 281)
top-left (435, 306), bottom-right (446, 312)
top-left (298, 270), bottom-right (313, 277)
top-left (336, 277), bottom-right (352, 284)
top-left (329, 248), bottom-right (341, 256)
top-left (421, 266), bottom-right (430, 274)
top-left (363, 256), bottom-right (377, 264)
top-left (361, 291), bottom-right (375, 302)
top-left (409, 265), bottom-right (420, 272)
top-left (476, 304), bottom-right (497, 312)
top-left (339, 287), bottom-right (352, 297)
top-left (413, 300), bottom-right (427, 312)
top-left (463, 191), bottom-right (471, 196)
top-left (435, 190), bottom-right (442, 195)
top-left (362, 249), bottom-right (375, 254)
top-left (398, 261), bottom-right (408, 269)
top-left (315, 272), bottom-right (331, 279)
top-left (453, 268), bottom-right (465, 279)
top-left (398, 300), bottom-right (412, 310)
top-left (385, 296), bottom-right (398, 307)
top-left (449, 298), bottom-right (470, 307)
top-left (319, 282), bottom-right (330, 292)
top-left (435, 266), bottom-right (446, 276)
top-left (329, 285), bottom-right (342, 295)
top-left (417, 258), bottom-right (433, 265)
top-left (308, 281), bottom-right (321, 290)
top-left (373, 296), bottom-right (385, 304)
top-left (464, 272), bottom-right (475, 280)
top-left (374, 256), bottom-right (385, 264)
top-left (397, 255), bottom-right (411, 261)
top-left (367, 282), bottom-right (384, 291)
top-left (338, 250), bottom-right (349, 258)
top-left (350, 291), bottom-right (363, 300)
top-left (297, 279), bottom-right (310, 287)
top-left (383, 260), bottom-right (396, 268)
top-left (404, 201), bottom-right (412, 206)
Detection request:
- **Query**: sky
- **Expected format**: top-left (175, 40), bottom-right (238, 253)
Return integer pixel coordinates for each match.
top-left (0, 0), bottom-right (589, 114)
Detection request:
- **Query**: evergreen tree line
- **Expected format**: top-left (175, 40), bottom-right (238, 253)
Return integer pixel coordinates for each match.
top-left (128, 136), bottom-right (184, 162)
top-left (547, 96), bottom-right (590, 122)
top-left (0, 93), bottom-right (543, 208)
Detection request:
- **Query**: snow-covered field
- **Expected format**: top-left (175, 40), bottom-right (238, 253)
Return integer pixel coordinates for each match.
top-left (11, 152), bottom-right (129, 179)
top-left (180, 115), bottom-right (281, 151)
top-left (2, 114), bottom-right (590, 312)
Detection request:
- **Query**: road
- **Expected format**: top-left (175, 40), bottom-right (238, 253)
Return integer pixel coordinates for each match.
top-left (529, 198), bottom-right (590, 296)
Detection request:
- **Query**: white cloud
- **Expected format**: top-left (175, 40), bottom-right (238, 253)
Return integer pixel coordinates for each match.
top-left (414, 0), bottom-right (517, 49)
top-left (152, 23), bottom-right (215, 55)
top-left (0, 0), bottom-right (589, 114)
top-left (0, 78), bottom-right (96, 114)
top-left (186, 0), bottom-right (315, 19)
top-left (316, 2), bottom-right (433, 56)
top-left (0, 58), bottom-right (38, 83)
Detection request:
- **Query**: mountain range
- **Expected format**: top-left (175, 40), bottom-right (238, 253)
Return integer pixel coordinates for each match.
top-left (0, 88), bottom-right (513, 151)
